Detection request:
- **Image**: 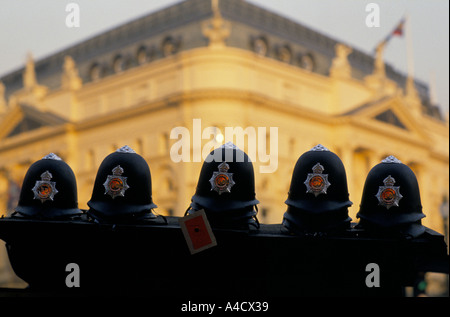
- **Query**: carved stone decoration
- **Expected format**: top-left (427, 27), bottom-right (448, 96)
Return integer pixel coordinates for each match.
top-left (202, 0), bottom-right (231, 49)
top-left (18, 52), bottom-right (48, 103)
top-left (330, 43), bottom-right (352, 79)
top-left (62, 56), bottom-right (82, 90)
top-left (374, 41), bottom-right (386, 79)
top-left (23, 53), bottom-right (37, 90)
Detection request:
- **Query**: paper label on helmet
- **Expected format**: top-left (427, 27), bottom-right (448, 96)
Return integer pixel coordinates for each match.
top-left (32, 170), bottom-right (58, 203)
top-left (304, 162), bottom-right (331, 197)
top-left (103, 165), bottom-right (130, 199)
top-left (209, 162), bottom-right (235, 195)
top-left (179, 209), bottom-right (217, 255)
top-left (376, 175), bottom-right (403, 209)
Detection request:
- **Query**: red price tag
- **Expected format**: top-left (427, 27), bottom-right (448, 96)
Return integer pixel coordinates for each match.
top-left (179, 209), bottom-right (217, 254)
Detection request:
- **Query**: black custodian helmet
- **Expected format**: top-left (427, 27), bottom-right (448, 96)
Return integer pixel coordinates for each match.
top-left (15, 153), bottom-right (82, 219)
top-left (282, 144), bottom-right (352, 234)
top-left (188, 142), bottom-right (259, 229)
top-left (87, 145), bottom-right (157, 222)
top-left (356, 155), bottom-right (426, 238)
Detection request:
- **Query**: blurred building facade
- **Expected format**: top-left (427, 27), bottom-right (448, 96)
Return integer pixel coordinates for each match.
top-left (0, 0), bottom-right (448, 290)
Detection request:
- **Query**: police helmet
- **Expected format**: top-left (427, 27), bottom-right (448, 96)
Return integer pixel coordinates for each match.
top-left (15, 153), bottom-right (82, 219)
top-left (356, 155), bottom-right (426, 238)
top-left (188, 142), bottom-right (259, 229)
top-left (282, 144), bottom-right (352, 234)
top-left (87, 145), bottom-right (157, 222)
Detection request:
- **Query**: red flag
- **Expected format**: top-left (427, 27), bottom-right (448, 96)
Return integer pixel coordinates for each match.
top-left (375, 17), bottom-right (406, 51)
top-left (179, 209), bottom-right (217, 254)
top-left (391, 19), bottom-right (405, 36)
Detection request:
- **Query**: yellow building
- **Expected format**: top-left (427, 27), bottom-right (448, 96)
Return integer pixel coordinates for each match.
top-left (0, 0), bottom-right (448, 289)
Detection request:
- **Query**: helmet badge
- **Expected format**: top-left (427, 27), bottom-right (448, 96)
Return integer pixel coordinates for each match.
top-left (103, 165), bottom-right (130, 199)
top-left (304, 162), bottom-right (331, 197)
top-left (209, 162), bottom-right (235, 195)
top-left (32, 170), bottom-right (58, 203)
top-left (376, 175), bottom-right (403, 209)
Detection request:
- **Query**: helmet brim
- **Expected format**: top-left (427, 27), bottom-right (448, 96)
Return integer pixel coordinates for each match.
top-left (283, 205), bottom-right (352, 232)
top-left (191, 195), bottom-right (259, 213)
top-left (399, 222), bottom-right (426, 238)
top-left (283, 212), bottom-right (352, 233)
top-left (356, 218), bottom-right (426, 239)
top-left (285, 198), bottom-right (352, 214)
top-left (14, 205), bottom-right (83, 219)
top-left (87, 200), bottom-right (157, 218)
top-left (356, 210), bottom-right (425, 227)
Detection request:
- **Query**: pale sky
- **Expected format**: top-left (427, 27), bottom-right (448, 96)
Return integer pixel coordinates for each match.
top-left (0, 0), bottom-right (448, 113)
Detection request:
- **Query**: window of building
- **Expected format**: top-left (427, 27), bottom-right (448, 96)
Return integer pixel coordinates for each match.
top-left (137, 46), bottom-right (148, 65)
top-left (113, 55), bottom-right (124, 73)
top-left (253, 36), bottom-right (268, 56)
top-left (277, 45), bottom-right (292, 63)
top-left (299, 53), bottom-right (315, 72)
top-left (89, 63), bottom-right (101, 81)
top-left (162, 37), bottom-right (177, 57)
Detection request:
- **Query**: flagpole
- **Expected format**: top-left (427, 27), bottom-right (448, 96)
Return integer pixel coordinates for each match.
top-left (405, 13), bottom-right (415, 78)
top-left (403, 12), bottom-right (421, 112)
top-left (429, 71), bottom-right (438, 105)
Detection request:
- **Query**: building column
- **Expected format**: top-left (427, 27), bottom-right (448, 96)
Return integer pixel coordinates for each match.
top-left (0, 170), bottom-right (8, 217)
top-left (368, 150), bottom-right (382, 171)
